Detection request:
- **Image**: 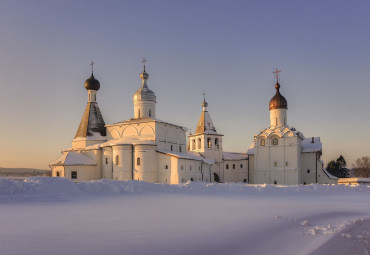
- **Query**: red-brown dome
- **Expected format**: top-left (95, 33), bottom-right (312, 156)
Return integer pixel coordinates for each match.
top-left (269, 82), bottom-right (287, 110)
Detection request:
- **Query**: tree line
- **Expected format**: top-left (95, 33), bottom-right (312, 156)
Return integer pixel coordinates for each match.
top-left (326, 155), bottom-right (370, 178)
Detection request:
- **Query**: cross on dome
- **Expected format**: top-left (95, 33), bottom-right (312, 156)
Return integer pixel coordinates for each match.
top-left (273, 68), bottom-right (281, 82)
top-left (142, 58), bottom-right (148, 72)
top-left (90, 61), bottom-right (95, 73)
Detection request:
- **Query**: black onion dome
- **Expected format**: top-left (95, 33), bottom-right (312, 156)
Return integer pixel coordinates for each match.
top-left (269, 82), bottom-right (287, 110)
top-left (84, 73), bottom-right (100, 91)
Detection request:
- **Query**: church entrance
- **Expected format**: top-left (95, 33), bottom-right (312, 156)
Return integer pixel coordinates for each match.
top-left (213, 173), bottom-right (220, 183)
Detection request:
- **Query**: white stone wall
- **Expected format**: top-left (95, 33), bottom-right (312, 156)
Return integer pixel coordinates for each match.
top-left (270, 109), bottom-right (287, 128)
top-left (134, 101), bottom-right (156, 119)
top-left (134, 144), bottom-right (157, 182)
top-left (112, 145), bottom-right (133, 181)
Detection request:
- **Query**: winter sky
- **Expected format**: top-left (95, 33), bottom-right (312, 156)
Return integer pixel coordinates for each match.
top-left (0, 0), bottom-right (369, 169)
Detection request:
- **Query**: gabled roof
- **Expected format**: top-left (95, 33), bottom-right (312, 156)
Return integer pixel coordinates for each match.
top-left (74, 102), bottom-right (106, 139)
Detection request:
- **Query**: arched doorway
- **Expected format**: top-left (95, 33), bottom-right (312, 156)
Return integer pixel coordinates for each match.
top-left (213, 173), bottom-right (220, 183)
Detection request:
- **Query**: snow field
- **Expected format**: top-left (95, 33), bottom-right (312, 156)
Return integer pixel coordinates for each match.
top-left (0, 177), bottom-right (369, 255)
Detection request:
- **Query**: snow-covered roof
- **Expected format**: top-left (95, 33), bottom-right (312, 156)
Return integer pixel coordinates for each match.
top-left (156, 149), bottom-right (214, 164)
top-left (322, 168), bottom-right (339, 180)
top-left (301, 137), bottom-right (322, 153)
top-left (107, 117), bottom-right (187, 131)
top-left (223, 152), bottom-right (248, 160)
top-left (50, 151), bottom-right (96, 166)
top-left (247, 141), bottom-right (255, 155)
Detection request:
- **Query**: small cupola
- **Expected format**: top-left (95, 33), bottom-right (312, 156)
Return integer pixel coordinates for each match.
top-left (269, 81), bottom-right (288, 110)
top-left (84, 73), bottom-right (100, 91)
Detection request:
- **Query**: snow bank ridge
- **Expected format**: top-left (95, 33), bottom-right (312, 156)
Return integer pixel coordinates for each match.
top-left (0, 177), bottom-right (369, 203)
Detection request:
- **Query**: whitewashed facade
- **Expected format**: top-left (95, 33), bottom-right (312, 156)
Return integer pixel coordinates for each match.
top-left (50, 66), bottom-right (336, 185)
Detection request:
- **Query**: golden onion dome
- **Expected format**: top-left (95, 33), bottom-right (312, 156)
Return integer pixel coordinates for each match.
top-left (269, 82), bottom-right (287, 110)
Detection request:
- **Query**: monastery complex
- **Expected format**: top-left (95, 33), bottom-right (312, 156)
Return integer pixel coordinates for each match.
top-left (50, 63), bottom-right (337, 185)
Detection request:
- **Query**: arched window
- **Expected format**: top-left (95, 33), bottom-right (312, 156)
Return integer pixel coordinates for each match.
top-left (105, 158), bottom-right (108, 164)
top-left (272, 138), bottom-right (278, 145)
top-left (56, 171), bottom-right (60, 177)
top-left (137, 157), bottom-right (140, 166)
top-left (197, 138), bottom-right (201, 149)
top-left (233, 164), bottom-right (235, 169)
top-left (115, 155), bottom-right (120, 166)
top-left (207, 138), bottom-right (212, 148)
top-left (179, 146), bottom-right (182, 152)
top-left (165, 165), bottom-right (168, 169)
top-left (307, 169), bottom-right (310, 173)
top-left (94, 94), bottom-right (96, 101)
top-left (138, 109), bottom-right (141, 118)
top-left (171, 145), bottom-right (173, 151)
top-left (215, 138), bottom-right (219, 149)
top-left (192, 139), bottom-right (196, 150)
top-left (274, 180), bottom-right (277, 184)
top-left (226, 164), bottom-right (229, 169)
top-left (260, 139), bottom-right (265, 146)
top-left (149, 109), bottom-right (152, 117)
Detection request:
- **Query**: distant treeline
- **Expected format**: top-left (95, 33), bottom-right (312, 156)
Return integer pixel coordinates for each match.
top-left (0, 167), bottom-right (51, 177)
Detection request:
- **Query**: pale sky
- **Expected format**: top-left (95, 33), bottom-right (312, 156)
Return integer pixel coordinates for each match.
top-left (0, 0), bottom-right (369, 169)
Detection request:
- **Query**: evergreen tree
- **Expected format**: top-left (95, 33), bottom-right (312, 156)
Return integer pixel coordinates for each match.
top-left (326, 156), bottom-right (349, 178)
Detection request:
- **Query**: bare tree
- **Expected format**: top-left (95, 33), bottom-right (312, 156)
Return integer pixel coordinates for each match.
top-left (352, 156), bottom-right (370, 178)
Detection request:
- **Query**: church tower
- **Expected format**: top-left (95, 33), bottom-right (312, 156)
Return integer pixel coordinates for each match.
top-left (133, 59), bottom-right (156, 119)
top-left (188, 95), bottom-right (223, 162)
top-left (269, 68), bottom-right (288, 128)
top-left (72, 64), bottom-right (106, 149)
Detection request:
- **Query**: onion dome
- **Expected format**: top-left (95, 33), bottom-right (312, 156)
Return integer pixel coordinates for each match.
top-left (84, 73), bottom-right (100, 91)
top-left (133, 67), bottom-right (156, 102)
top-left (269, 82), bottom-right (287, 110)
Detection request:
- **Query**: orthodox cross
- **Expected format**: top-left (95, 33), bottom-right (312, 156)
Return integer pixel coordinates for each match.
top-left (273, 68), bottom-right (281, 82)
top-left (203, 91), bottom-right (206, 101)
top-left (142, 58), bottom-right (148, 71)
top-left (90, 61), bottom-right (95, 73)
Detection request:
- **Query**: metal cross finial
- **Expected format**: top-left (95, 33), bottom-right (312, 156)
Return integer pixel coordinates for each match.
top-left (273, 68), bottom-right (281, 82)
top-left (90, 61), bottom-right (95, 73)
top-left (142, 58), bottom-right (147, 71)
top-left (203, 91), bottom-right (206, 101)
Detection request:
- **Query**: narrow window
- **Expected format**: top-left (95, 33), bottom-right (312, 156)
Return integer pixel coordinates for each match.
top-left (149, 109), bottom-right (152, 117)
top-left (260, 139), bottom-right (265, 146)
top-left (274, 161), bottom-right (277, 167)
top-left (307, 169), bottom-right (310, 173)
top-left (89, 94), bottom-right (91, 101)
top-left (190, 178), bottom-right (194, 181)
top-left (94, 94), bottom-right (96, 101)
top-left (105, 158), bottom-right (108, 164)
top-left (274, 180), bottom-right (277, 184)
top-left (303, 182), bottom-right (306, 185)
top-left (207, 138), bottom-right (212, 148)
top-left (137, 157), bottom-right (141, 166)
top-left (226, 164), bottom-right (229, 169)
top-left (138, 109), bottom-right (140, 118)
top-left (215, 138), bottom-right (219, 148)
top-left (165, 165), bottom-right (168, 169)
top-left (171, 145), bottom-right (173, 151)
top-left (56, 171), bottom-right (60, 177)
top-left (71, 171), bottom-right (77, 179)
top-left (198, 138), bottom-right (201, 149)
top-left (179, 146), bottom-right (182, 152)
top-left (273, 138), bottom-right (278, 145)
top-left (192, 140), bottom-right (196, 150)
top-left (243, 179), bottom-right (247, 183)
top-left (240, 164), bottom-right (243, 168)
top-left (233, 164), bottom-right (235, 169)
top-left (116, 155), bottom-right (119, 166)
top-left (181, 165), bottom-right (183, 170)
top-left (190, 166), bottom-right (192, 171)
top-left (286, 162), bottom-right (288, 166)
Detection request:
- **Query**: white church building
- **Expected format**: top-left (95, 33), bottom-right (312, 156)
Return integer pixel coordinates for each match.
top-left (50, 64), bottom-right (337, 185)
